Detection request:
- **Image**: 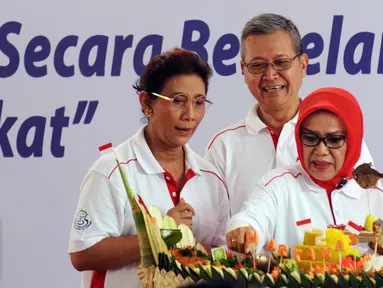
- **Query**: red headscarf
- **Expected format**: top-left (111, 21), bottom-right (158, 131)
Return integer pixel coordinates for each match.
top-left (294, 87), bottom-right (363, 193)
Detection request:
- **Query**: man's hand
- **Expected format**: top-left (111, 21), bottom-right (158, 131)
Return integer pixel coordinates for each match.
top-left (167, 198), bottom-right (195, 229)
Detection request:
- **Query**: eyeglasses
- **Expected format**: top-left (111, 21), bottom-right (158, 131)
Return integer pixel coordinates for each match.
top-left (242, 53), bottom-right (302, 74)
top-left (150, 92), bottom-right (213, 112)
top-left (300, 132), bottom-right (347, 149)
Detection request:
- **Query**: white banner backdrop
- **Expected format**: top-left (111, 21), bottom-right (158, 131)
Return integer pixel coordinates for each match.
top-left (1, 1), bottom-right (383, 287)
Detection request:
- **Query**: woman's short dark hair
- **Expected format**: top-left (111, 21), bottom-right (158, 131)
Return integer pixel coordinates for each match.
top-left (133, 48), bottom-right (213, 98)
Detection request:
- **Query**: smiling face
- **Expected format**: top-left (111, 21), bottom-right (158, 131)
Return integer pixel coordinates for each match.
top-left (241, 31), bottom-right (308, 111)
top-left (300, 110), bottom-right (348, 181)
top-left (141, 74), bottom-right (207, 148)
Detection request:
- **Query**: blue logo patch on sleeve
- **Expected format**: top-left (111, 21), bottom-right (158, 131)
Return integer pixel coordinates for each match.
top-left (74, 210), bottom-right (92, 230)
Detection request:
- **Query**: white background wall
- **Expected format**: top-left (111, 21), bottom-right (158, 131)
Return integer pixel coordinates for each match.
top-left (1, 1), bottom-right (383, 287)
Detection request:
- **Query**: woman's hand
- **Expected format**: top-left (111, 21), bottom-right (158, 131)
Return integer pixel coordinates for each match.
top-left (226, 226), bottom-right (256, 253)
top-left (167, 198), bottom-right (195, 229)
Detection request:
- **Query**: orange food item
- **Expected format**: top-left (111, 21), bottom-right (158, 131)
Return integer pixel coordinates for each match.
top-left (349, 234), bottom-right (359, 246)
top-left (278, 244), bottom-right (288, 257)
top-left (320, 247), bottom-right (327, 259)
top-left (336, 240), bottom-right (345, 251)
top-left (314, 264), bottom-right (322, 273)
top-left (245, 231), bottom-right (258, 255)
top-left (170, 249), bottom-right (210, 268)
top-left (271, 267), bottom-right (279, 280)
top-left (294, 248), bottom-right (303, 261)
top-left (246, 231), bottom-right (258, 243)
top-left (307, 247), bottom-right (316, 261)
top-left (267, 239), bottom-right (276, 252)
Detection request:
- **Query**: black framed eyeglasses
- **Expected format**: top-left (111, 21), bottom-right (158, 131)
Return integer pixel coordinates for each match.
top-left (242, 53), bottom-right (302, 74)
top-left (300, 132), bottom-right (347, 149)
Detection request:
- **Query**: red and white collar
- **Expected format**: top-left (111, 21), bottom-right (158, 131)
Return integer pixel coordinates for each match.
top-left (245, 104), bottom-right (299, 135)
top-left (131, 126), bottom-right (202, 175)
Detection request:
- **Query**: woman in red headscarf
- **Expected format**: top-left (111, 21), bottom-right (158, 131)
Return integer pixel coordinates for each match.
top-left (226, 87), bottom-right (383, 254)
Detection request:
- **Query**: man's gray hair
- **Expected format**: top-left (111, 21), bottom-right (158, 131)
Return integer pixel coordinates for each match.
top-left (240, 13), bottom-right (302, 59)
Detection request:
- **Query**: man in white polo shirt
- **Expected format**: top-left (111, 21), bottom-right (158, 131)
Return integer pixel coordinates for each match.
top-left (204, 13), bottom-right (374, 215)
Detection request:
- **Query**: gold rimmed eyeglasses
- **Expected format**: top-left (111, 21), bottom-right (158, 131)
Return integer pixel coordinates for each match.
top-left (150, 92), bottom-right (213, 112)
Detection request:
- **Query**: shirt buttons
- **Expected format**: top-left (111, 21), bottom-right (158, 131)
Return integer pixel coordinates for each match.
top-left (335, 210), bottom-right (340, 216)
top-left (165, 176), bottom-right (171, 181)
top-left (172, 192), bottom-right (177, 197)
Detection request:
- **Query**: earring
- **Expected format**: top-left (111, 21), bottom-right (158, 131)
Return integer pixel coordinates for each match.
top-left (144, 108), bottom-right (153, 117)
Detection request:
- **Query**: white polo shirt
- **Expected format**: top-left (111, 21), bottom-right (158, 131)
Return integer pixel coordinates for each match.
top-left (204, 104), bottom-right (374, 215)
top-left (229, 163), bottom-right (383, 254)
top-left (68, 126), bottom-right (230, 288)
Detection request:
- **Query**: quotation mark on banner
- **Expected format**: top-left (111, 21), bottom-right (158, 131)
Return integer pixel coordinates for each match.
top-left (0, 99), bottom-right (100, 158)
top-left (72, 101), bottom-right (99, 125)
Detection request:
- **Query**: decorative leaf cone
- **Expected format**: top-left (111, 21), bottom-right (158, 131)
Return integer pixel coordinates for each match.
top-left (115, 159), bottom-right (155, 268)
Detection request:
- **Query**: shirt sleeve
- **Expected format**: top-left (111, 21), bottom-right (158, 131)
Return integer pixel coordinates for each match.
top-left (204, 137), bottom-right (226, 182)
top-left (211, 180), bottom-right (230, 247)
top-left (68, 169), bottom-right (127, 253)
top-left (228, 184), bottom-right (278, 252)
